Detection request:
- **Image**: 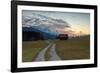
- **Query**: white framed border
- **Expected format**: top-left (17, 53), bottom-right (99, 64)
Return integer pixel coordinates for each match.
top-left (17, 5), bottom-right (94, 68)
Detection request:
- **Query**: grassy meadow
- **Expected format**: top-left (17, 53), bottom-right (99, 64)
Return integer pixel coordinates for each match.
top-left (55, 36), bottom-right (90, 60)
top-left (22, 35), bottom-right (90, 62)
top-left (22, 40), bottom-right (48, 62)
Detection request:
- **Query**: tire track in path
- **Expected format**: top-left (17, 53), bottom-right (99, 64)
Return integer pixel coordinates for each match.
top-left (49, 44), bottom-right (61, 61)
top-left (34, 42), bottom-right (51, 61)
top-left (34, 41), bottom-right (61, 61)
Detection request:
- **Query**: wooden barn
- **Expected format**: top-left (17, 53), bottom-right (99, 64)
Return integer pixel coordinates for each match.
top-left (57, 34), bottom-right (68, 40)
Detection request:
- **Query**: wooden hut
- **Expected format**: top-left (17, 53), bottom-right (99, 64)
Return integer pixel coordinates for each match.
top-left (58, 34), bottom-right (68, 40)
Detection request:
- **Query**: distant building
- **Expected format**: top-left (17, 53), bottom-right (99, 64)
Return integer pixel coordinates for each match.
top-left (57, 34), bottom-right (68, 40)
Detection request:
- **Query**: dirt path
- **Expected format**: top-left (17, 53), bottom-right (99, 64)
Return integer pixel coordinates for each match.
top-left (49, 44), bottom-right (61, 61)
top-left (34, 43), bottom-right (52, 61)
top-left (34, 41), bottom-right (61, 61)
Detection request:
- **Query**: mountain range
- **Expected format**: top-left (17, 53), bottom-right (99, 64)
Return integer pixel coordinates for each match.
top-left (22, 12), bottom-right (70, 37)
top-left (22, 12), bottom-right (70, 39)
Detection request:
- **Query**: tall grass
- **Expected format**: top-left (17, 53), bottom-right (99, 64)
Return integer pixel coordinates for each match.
top-left (55, 36), bottom-right (90, 60)
top-left (22, 40), bottom-right (48, 62)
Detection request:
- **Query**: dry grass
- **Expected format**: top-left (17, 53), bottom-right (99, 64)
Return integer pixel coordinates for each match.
top-left (55, 36), bottom-right (90, 60)
top-left (22, 40), bottom-right (48, 62)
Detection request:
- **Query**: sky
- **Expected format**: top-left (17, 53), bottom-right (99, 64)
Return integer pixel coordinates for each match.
top-left (23, 10), bottom-right (90, 36)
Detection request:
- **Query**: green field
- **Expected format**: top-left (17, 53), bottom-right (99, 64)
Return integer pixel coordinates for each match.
top-left (22, 36), bottom-right (90, 62)
top-left (55, 36), bottom-right (90, 60)
top-left (22, 40), bottom-right (48, 62)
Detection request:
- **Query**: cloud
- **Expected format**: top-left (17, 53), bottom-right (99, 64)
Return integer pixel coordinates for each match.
top-left (22, 12), bottom-right (71, 33)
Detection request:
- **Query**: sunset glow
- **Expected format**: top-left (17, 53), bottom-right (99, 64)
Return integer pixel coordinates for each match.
top-left (23, 10), bottom-right (90, 37)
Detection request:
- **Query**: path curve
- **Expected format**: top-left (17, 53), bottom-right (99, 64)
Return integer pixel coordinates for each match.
top-left (34, 43), bottom-right (51, 61)
top-left (49, 44), bottom-right (61, 61)
top-left (34, 41), bottom-right (61, 61)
